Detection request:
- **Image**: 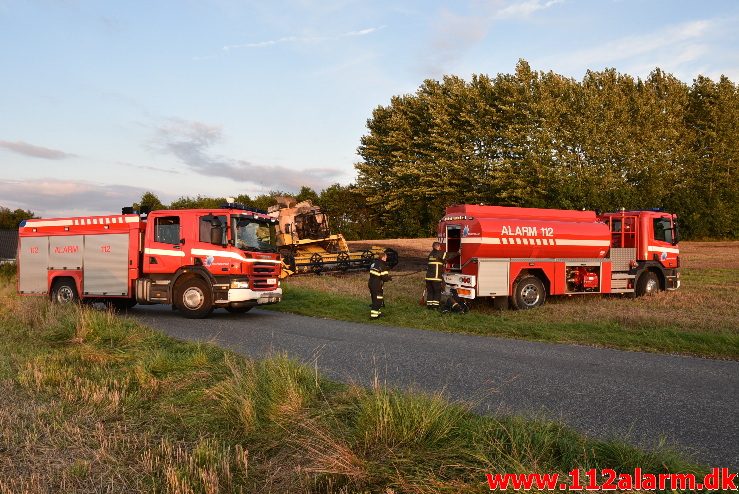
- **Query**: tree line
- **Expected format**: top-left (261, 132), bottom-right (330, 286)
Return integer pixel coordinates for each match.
top-left (2, 60), bottom-right (736, 239)
top-left (356, 60), bottom-right (738, 239)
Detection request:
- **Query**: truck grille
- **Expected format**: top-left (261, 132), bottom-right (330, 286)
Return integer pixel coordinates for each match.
top-left (253, 263), bottom-right (276, 274)
top-left (251, 262), bottom-right (280, 290)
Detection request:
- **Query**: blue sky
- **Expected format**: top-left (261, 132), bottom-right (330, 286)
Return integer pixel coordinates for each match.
top-left (1, 0), bottom-right (737, 217)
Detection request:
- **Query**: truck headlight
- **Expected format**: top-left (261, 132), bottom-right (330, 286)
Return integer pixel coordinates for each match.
top-left (230, 279), bottom-right (249, 289)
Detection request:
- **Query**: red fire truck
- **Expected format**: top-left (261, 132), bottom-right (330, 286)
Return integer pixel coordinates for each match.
top-left (439, 205), bottom-right (680, 309)
top-left (16, 203), bottom-right (283, 318)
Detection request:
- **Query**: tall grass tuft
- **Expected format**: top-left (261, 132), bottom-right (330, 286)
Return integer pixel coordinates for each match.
top-left (211, 353), bottom-right (321, 434)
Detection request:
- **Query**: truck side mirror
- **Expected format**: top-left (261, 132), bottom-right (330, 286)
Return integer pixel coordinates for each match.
top-left (672, 217), bottom-right (680, 246)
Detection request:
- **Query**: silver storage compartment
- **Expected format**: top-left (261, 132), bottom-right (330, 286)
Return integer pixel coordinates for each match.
top-left (49, 235), bottom-right (83, 269)
top-left (477, 259), bottom-right (510, 296)
top-left (18, 236), bottom-right (49, 294)
top-left (83, 234), bottom-right (130, 295)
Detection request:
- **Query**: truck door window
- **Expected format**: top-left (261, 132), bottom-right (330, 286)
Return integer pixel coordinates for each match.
top-left (610, 219), bottom-right (622, 247)
top-left (653, 217), bottom-right (673, 244)
top-left (155, 217), bottom-right (180, 244)
top-left (199, 215), bottom-right (227, 244)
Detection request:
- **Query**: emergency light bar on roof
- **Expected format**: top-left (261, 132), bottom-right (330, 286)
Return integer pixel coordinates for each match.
top-left (220, 202), bottom-right (269, 215)
top-left (220, 203), bottom-right (277, 223)
top-left (20, 215), bottom-right (140, 229)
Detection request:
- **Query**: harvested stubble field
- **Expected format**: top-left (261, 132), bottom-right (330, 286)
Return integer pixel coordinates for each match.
top-left (0, 274), bottom-right (702, 493)
top-left (275, 241), bottom-right (739, 359)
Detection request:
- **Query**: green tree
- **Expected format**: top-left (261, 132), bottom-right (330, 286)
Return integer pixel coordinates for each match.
top-left (679, 75), bottom-right (739, 238)
top-left (169, 195), bottom-right (225, 209)
top-left (295, 186), bottom-right (320, 204)
top-left (133, 192), bottom-right (165, 211)
top-left (0, 207), bottom-right (35, 229)
top-left (319, 184), bottom-right (378, 240)
top-left (251, 191), bottom-right (289, 211)
top-left (355, 60), bottom-right (737, 238)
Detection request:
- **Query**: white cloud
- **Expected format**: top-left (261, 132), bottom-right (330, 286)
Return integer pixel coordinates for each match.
top-left (118, 161), bottom-right (179, 174)
top-left (535, 19), bottom-right (724, 81)
top-left (222, 25), bottom-right (385, 51)
top-left (493, 0), bottom-right (564, 20)
top-left (421, 0), bottom-right (565, 76)
top-left (421, 8), bottom-right (491, 77)
top-left (0, 140), bottom-right (76, 160)
top-left (0, 179), bottom-right (162, 217)
top-left (149, 118), bottom-right (345, 192)
top-left (569, 20), bottom-right (711, 67)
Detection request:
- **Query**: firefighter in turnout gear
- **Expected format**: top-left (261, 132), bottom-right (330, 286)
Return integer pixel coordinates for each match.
top-left (368, 252), bottom-right (392, 319)
top-left (425, 242), bottom-right (459, 309)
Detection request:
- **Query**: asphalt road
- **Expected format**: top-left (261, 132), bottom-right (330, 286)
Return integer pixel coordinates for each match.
top-left (130, 306), bottom-right (738, 468)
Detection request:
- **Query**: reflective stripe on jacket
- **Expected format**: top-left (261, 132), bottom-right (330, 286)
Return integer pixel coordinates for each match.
top-left (369, 259), bottom-right (391, 288)
top-left (425, 249), bottom-right (459, 281)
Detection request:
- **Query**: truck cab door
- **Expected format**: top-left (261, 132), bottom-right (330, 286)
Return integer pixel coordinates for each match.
top-left (650, 216), bottom-right (679, 268)
top-left (144, 214), bottom-right (185, 274)
top-left (192, 214), bottom-right (230, 274)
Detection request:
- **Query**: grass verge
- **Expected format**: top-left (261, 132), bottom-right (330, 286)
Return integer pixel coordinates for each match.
top-left (0, 276), bottom-right (708, 492)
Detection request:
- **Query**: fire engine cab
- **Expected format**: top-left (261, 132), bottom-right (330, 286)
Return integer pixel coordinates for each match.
top-left (17, 203), bottom-right (282, 318)
top-left (439, 205), bottom-right (680, 309)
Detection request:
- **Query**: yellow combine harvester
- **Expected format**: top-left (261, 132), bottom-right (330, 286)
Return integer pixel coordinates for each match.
top-left (268, 198), bottom-right (398, 276)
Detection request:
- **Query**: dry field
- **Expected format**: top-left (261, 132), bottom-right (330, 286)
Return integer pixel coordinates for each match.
top-left (349, 239), bottom-right (739, 271)
top-left (281, 240), bottom-right (739, 357)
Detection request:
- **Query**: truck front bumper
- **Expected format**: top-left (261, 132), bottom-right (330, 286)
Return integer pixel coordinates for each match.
top-left (665, 269), bottom-right (681, 291)
top-left (227, 287), bottom-right (282, 304)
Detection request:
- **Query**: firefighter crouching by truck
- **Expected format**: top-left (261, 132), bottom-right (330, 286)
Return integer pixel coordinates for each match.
top-left (368, 252), bottom-right (392, 319)
top-left (425, 242), bottom-right (459, 310)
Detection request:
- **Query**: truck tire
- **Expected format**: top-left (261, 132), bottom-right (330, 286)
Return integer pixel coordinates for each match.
top-left (51, 279), bottom-right (79, 304)
top-left (511, 275), bottom-right (546, 310)
top-left (174, 278), bottom-right (213, 319)
top-left (636, 271), bottom-right (660, 297)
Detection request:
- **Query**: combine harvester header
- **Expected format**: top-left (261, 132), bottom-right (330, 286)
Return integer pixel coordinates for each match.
top-left (268, 198), bottom-right (397, 276)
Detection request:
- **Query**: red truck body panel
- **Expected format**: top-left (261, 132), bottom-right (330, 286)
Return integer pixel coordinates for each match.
top-left (443, 205), bottom-right (611, 260)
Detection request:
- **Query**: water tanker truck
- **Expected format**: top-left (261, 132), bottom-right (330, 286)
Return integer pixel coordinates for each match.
top-left (439, 205), bottom-right (680, 309)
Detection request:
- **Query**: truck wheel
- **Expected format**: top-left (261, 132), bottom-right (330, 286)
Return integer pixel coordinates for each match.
top-left (174, 278), bottom-right (213, 319)
top-left (51, 279), bottom-right (79, 304)
top-left (636, 271), bottom-right (660, 297)
top-left (511, 276), bottom-right (546, 310)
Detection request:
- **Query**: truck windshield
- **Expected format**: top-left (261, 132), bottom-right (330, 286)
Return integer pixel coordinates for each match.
top-left (232, 216), bottom-right (277, 252)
